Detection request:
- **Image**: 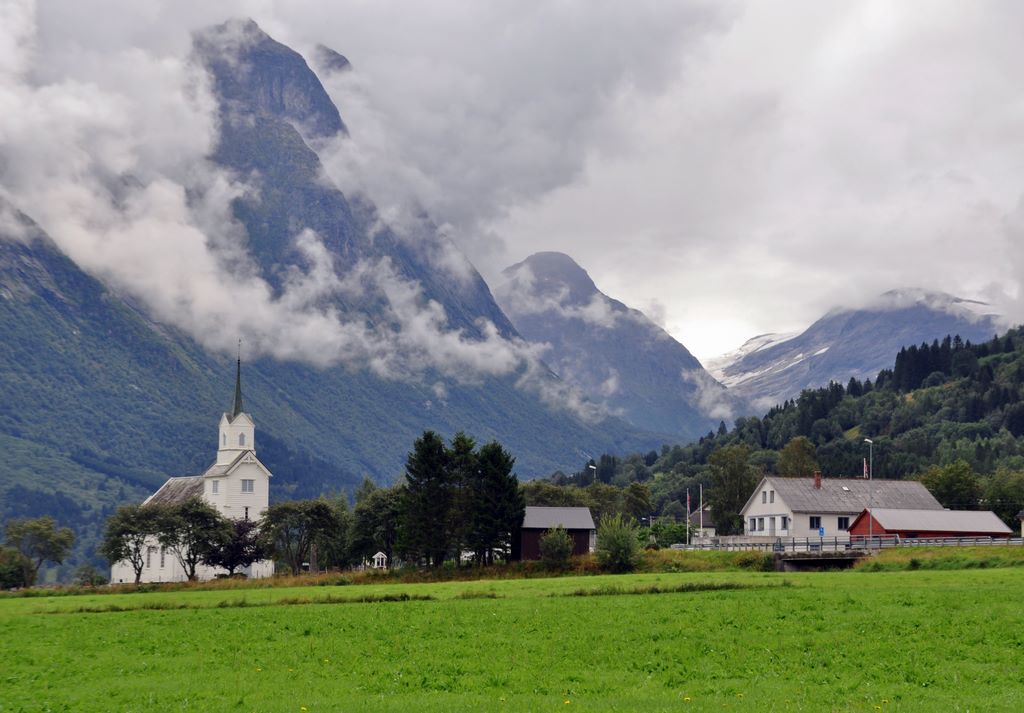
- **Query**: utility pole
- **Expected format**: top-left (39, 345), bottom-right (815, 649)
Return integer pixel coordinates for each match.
top-left (864, 438), bottom-right (874, 549)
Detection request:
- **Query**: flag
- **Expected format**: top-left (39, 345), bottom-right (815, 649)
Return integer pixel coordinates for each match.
top-left (687, 488), bottom-right (691, 517)
top-left (863, 458), bottom-right (869, 479)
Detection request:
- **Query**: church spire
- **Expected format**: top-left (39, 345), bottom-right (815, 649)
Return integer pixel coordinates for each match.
top-left (230, 342), bottom-right (244, 419)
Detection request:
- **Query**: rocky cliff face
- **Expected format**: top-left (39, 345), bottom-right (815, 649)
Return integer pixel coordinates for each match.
top-left (0, 22), bottom-right (665, 577)
top-left (496, 252), bottom-right (729, 439)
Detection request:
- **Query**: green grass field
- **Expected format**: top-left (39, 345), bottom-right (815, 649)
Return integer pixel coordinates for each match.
top-left (2, 568), bottom-right (1022, 712)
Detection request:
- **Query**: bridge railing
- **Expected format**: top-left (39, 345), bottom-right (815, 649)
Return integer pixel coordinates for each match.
top-left (672, 536), bottom-right (1023, 553)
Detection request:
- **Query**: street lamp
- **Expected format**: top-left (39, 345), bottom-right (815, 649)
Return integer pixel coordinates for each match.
top-left (587, 464), bottom-right (597, 486)
top-left (863, 438), bottom-right (873, 480)
top-left (863, 438), bottom-right (874, 548)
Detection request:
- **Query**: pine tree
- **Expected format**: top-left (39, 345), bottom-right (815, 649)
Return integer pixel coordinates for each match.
top-left (398, 431), bottom-right (452, 566)
top-left (467, 441), bottom-right (524, 565)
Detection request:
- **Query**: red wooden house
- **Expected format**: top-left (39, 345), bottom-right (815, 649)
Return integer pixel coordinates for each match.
top-left (512, 506), bottom-right (596, 560)
top-left (848, 508), bottom-right (1012, 539)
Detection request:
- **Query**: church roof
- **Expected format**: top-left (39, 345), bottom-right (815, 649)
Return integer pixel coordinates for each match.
top-left (202, 449), bottom-right (272, 478)
top-left (143, 476), bottom-right (204, 506)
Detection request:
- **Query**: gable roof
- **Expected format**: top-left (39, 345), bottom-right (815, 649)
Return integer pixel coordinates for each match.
top-left (743, 476), bottom-right (943, 515)
top-left (142, 476), bottom-right (204, 507)
top-left (202, 450), bottom-right (272, 478)
top-left (688, 505), bottom-right (716, 529)
top-left (522, 506), bottom-right (595, 530)
top-left (864, 508), bottom-right (1012, 534)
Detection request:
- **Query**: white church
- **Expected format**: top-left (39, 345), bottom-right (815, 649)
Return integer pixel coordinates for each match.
top-left (111, 360), bottom-right (274, 583)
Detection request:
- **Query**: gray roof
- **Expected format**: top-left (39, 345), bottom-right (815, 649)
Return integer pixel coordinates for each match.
top-left (143, 476), bottom-right (204, 506)
top-left (688, 505), bottom-right (715, 529)
top-left (869, 508), bottom-right (1012, 534)
top-left (522, 506), bottom-right (595, 530)
top-left (751, 476), bottom-right (943, 515)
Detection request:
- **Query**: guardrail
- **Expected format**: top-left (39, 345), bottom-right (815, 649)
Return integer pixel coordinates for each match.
top-left (671, 536), bottom-right (1024, 554)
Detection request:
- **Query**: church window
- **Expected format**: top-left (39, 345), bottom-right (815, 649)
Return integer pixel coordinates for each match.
top-left (222, 434), bottom-right (226, 446)
top-left (159, 547), bottom-right (165, 568)
top-left (239, 433), bottom-right (246, 446)
top-left (242, 479), bottom-right (254, 493)
top-left (211, 480), bottom-right (219, 495)
top-left (147, 546), bottom-right (156, 569)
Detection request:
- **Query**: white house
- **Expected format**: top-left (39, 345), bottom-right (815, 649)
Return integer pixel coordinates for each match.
top-left (111, 360), bottom-right (274, 583)
top-left (739, 471), bottom-right (943, 540)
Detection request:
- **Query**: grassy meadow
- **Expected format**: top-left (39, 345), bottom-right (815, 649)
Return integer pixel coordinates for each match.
top-left (2, 565), bottom-right (1023, 712)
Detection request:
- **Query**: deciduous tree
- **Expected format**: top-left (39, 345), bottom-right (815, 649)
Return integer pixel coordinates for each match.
top-left (158, 498), bottom-right (232, 582)
top-left (777, 436), bottom-right (819, 477)
top-left (920, 459), bottom-right (982, 509)
top-left (261, 500), bottom-right (338, 575)
top-left (3, 516), bottom-right (75, 586)
top-left (100, 505), bottom-right (165, 584)
top-left (204, 518), bottom-right (266, 576)
top-left (708, 444), bottom-right (756, 535)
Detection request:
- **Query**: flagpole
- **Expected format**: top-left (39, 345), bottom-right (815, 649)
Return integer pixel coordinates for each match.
top-left (699, 484), bottom-right (704, 544)
top-left (686, 488), bottom-right (691, 545)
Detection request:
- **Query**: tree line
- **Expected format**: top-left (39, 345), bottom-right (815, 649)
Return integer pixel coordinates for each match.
top-left (94, 431), bottom-right (525, 583)
top-left (537, 327), bottom-right (1024, 534)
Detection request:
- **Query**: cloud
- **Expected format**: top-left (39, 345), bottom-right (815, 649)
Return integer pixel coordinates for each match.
top-left (493, 261), bottom-right (641, 330)
top-left (11, 1), bottom-right (1020, 416)
top-left (493, 2), bottom-right (1024, 359)
top-left (681, 368), bottom-right (735, 423)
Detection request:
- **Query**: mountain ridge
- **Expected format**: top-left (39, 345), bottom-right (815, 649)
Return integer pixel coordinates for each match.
top-left (495, 251), bottom-right (728, 439)
top-left (710, 289), bottom-right (1001, 408)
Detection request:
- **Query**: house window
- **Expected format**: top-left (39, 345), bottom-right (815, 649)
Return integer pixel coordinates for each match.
top-left (241, 479), bottom-right (254, 493)
top-left (809, 516), bottom-right (822, 530)
top-left (781, 516), bottom-right (789, 530)
top-left (211, 480), bottom-right (219, 495)
top-left (838, 516), bottom-right (850, 531)
top-left (770, 490), bottom-right (775, 503)
top-left (238, 433), bottom-right (246, 446)
top-left (757, 517), bottom-right (764, 531)
top-left (147, 546), bottom-right (156, 568)
top-left (749, 517), bottom-right (756, 532)
top-left (762, 491), bottom-right (767, 503)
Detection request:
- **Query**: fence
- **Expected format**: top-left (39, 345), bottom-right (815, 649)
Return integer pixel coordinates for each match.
top-left (671, 536), bottom-right (1024, 554)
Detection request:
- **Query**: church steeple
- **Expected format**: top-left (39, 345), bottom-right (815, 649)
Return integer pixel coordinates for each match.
top-left (217, 349), bottom-right (255, 465)
top-left (229, 356), bottom-right (244, 419)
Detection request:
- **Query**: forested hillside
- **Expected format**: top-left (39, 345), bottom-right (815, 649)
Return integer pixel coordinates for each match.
top-left (542, 328), bottom-right (1024, 530)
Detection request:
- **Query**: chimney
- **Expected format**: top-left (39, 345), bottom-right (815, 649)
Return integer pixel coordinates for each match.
top-left (813, 471), bottom-right (822, 489)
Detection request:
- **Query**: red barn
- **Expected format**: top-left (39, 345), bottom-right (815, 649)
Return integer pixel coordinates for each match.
top-left (848, 508), bottom-right (1012, 539)
top-left (513, 506), bottom-right (596, 560)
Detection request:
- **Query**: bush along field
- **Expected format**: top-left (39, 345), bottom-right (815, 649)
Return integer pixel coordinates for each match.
top-left (2, 566), bottom-right (1024, 712)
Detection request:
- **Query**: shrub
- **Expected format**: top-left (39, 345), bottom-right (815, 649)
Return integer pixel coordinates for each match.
top-left (0, 546), bottom-right (29, 589)
top-left (73, 564), bottom-right (108, 587)
top-left (596, 514), bottom-right (641, 573)
top-left (539, 526), bottom-right (574, 571)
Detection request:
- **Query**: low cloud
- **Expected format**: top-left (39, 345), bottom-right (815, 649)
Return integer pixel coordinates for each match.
top-left (0, 3), bottom-right (614, 422)
top-left (681, 368), bottom-right (734, 422)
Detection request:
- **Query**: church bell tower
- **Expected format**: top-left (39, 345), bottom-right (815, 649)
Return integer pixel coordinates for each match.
top-left (217, 357), bottom-right (255, 465)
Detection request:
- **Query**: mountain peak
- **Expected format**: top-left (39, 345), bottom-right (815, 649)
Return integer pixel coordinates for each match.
top-left (503, 251), bottom-right (598, 306)
top-left (194, 18), bottom-right (347, 140)
top-left (314, 44), bottom-right (352, 74)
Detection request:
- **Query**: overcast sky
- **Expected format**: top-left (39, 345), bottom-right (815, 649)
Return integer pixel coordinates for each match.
top-left (11, 0), bottom-right (1024, 362)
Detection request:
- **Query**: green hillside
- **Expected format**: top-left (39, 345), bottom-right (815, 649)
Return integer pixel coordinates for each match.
top-left (550, 328), bottom-right (1024, 526)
